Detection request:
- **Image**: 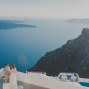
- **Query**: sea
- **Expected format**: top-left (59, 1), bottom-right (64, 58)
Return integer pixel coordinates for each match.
top-left (0, 18), bottom-right (89, 72)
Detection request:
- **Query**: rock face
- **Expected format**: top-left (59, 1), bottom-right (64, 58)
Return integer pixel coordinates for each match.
top-left (80, 28), bottom-right (89, 43)
top-left (29, 28), bottom-right (89, 78)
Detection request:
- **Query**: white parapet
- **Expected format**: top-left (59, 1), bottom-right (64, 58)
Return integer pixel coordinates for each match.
top-left (1, 68), bottom-right (89, 89)
top-left (2, 71), bottom-right (89, 89)
top-left (16, 72), bottom-right (89, 89)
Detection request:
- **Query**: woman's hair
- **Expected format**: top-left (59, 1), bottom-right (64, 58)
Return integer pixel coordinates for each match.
top-left (5, 63), bottom-right (8, 66)
top-left (11, 64), bottom-right (15, 68)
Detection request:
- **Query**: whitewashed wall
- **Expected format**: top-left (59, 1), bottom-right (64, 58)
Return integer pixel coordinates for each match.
top-left (16, 72), bottom-right (89, 89)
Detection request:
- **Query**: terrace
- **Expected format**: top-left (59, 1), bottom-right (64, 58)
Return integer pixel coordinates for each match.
top-left (0, 79), bottom-right (48, 89)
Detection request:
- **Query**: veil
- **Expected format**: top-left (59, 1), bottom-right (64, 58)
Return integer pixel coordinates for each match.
top-left (0, 68), bottom-right (4, 79)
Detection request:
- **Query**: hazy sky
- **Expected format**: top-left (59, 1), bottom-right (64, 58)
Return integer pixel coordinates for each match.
top-left (0, 0), bottom-right (89, 19)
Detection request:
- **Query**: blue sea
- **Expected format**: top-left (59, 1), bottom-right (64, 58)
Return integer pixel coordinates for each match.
top-left (0, 18), bottom-right (89, 72)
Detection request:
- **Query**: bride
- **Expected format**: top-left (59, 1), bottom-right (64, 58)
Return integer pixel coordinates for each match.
top-left (9, 64), bottom-right (24, 89)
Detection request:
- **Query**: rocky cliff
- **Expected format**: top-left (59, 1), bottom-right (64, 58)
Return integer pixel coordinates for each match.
top-left (29, 28), bottom-right (89, 78)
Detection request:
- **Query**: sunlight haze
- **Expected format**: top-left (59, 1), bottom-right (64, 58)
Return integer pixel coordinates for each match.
top-left (0, 0), bottom-right (89, 19)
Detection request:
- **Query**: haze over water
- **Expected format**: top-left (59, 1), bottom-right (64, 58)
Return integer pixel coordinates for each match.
top-left (0, 18), bottom-right (89, 72)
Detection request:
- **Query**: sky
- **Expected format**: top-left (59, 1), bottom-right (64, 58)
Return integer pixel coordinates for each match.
top-left (0, 0), bottom-right (89, 19)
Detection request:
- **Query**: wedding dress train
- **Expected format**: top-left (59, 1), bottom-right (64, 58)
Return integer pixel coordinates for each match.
top-left (9, 69), bottom-right (24, 89)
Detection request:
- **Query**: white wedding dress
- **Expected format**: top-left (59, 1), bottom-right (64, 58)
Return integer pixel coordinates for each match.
top-left (9, 68), bottom-right (24, 89)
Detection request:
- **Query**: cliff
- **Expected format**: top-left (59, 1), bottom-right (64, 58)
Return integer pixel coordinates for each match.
top-left (29, 28), bottom-right (89, 78)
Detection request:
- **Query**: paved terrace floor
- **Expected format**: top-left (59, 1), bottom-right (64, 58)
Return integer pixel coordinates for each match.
top-left (0, 80), bottom-right (49, 89)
